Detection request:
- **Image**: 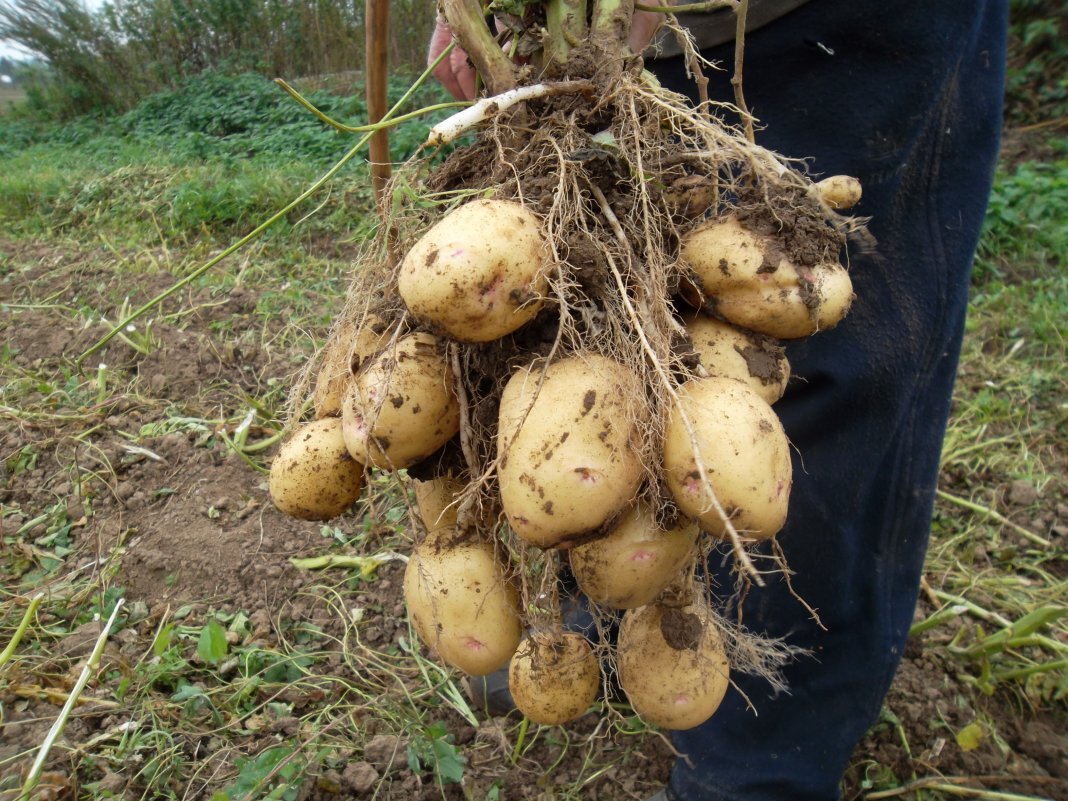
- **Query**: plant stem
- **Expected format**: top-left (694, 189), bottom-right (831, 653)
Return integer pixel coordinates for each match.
top-left (731, 0), bottom-right (755, 143)
top-left (442, 0), bottom-right (517, 95)
top-left (590, 0), bottom-right (636, 63)
top-left (546, 0), bottom-right (588, 68)
top-left (18, 599), bottom-right (124, 801)
top-left (636, 0), bottom-right (736, 10)
top-left (511, 715), bottom-right (530, 763)
top-left (0, 593), bottom-right (44, 670)
top-left (936, 489), bottom-right (1049, 546)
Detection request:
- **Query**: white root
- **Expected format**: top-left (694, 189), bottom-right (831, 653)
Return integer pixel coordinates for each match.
top-left (425, 81), bottom-right (592, 147)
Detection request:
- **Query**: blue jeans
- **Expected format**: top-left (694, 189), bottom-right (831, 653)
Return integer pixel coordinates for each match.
top-left (651, 2), bottom-right (1007, 799)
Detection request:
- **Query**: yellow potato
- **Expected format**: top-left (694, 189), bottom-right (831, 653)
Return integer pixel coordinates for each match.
top-left (398, 199), bottom-right (549, 342)
top-left (815, 175), bottom-right (862, 210)
top-left (663, 376), bottom-right (791, 540)
top-left (680, 216), bottom-right (854, 339)
top-left (403, 529), bottom-right (522, 676)
top-left (341, 332), bottom-right (460, 470)
top-left (268, 417), bottom-right (364, 521)
top-left (412, 472), bottom-right (465, 533)
top-left (312, 314), bottom-right (391, 418)
top-left (684, 314), bottom-right (790, 405)
top-left (508, 631), bottom-right (600, 725)
top-left (497, 353), bottom-right (647, 549)
top-left (617, 601), bottom-right (730, 730)
top-left (570, 503), bottom-right (698, 609)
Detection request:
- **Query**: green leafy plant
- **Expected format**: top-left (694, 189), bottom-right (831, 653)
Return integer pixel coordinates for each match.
top-left (406, 722), bottom-right (466, 786)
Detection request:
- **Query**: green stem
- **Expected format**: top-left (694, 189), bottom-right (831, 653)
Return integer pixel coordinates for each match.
top-left (635, 0), bottom-right (736, 11)
top-left (936, 489), bottom-right (1049, 547)
top-left (590, 0), bottom-right (635, 59)
top-left (0, 594), bottom-right (44, 670)
top-left (77, 49), bottom-right (455, 366)
top-left (442, 0), bottom-right (517, 95)
top-left (511, 715), bottom-right (530, 763)
top-left (545, 0), bottom-right (588, 67)
top-left (993, 659), bottom-right (1068, 681)
top-left (18, 599), bottom-right (124, 801)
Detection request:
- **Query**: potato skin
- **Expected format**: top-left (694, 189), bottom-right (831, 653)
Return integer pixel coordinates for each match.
top-left (570, 503), bottom-right (698, 609)
top-left (269, 417), bottom-right (364, 520)
top-left (617, 602), bottom-right (730, 730)
top-left (684, 314), bottom-right (790, 405)
top-left (508, 631), bottom-right (600, 725)
top-left (815, 174), bottom-right (862, 210)
top-left (497, 353), bottom-right (646, 549)
top-left (398, 199), bottom-right (549, 343)
top-left (341, 332), bottom-right (460, 470)
top-left (312, 315), bottom-right (391, 418)
top-left (403, 529), bottom-right (522, 676)
top-left (412, 473), bottom-right (464, 533)
top-left (680, 216), bottom-right (853, 339)
top-left (663, 376), bottom-right (791, 540)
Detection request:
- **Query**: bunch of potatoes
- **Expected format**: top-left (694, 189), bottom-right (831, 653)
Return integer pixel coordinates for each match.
top-left (268, 178), bottom-right (859, 730)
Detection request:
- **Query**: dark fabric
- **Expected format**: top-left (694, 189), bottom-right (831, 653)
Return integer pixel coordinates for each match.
top-left (650, 0), bottom-right (811, 57)
top-left (649, 2), bottom-right (1007, 799)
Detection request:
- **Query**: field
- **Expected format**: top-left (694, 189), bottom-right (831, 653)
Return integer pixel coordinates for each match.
top-left (1, 54), bottom-right (1067, 801)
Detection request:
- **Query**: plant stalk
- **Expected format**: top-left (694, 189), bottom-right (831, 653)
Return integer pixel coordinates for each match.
top-left (441, 0), bottom-right (517, 95)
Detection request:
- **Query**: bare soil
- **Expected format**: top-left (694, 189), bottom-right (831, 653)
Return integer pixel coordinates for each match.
top-left (1, 239), bottom-right (1064, 800)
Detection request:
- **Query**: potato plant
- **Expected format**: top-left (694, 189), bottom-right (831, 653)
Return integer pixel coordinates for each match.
top-left (267, 0), bottom-right (863, 731)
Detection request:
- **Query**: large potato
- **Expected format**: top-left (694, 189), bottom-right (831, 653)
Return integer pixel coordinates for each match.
top-left (398, 199), bottom-right (549, 342)
top-left (680, 216), bottom-right (853, 339)
top-left (312, 314), bottom-right (391, 418)
top-left (684, 314), bottom-right (790, 405)
top-left (570, 503), bottom-right (698, 609)
top-left (663, 376), bottom-right (791, 540)
top-left (617, 602), bottom-right (730, 730)
top-left (403, 529), bottom-right (522, 676)
top-left (508, 631), bottom-right (600, 725)
top-left (269, 417), bottom-right (364, 520)
top-left (341, 332), bottom-right (460, 470)
top-left (498, 353), bottom-right (647, 549)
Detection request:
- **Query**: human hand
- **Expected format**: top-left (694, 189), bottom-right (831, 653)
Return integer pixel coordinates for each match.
top-left (429, 15), bottom-right (478, 101)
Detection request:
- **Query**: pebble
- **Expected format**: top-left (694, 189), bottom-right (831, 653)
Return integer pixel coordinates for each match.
top-left (115, 481), bottom-right (136, 501)
top-left (363, 734), bottom-right (405, 769)
top-left (1006, 479), bottom-right (1038, 506)
top-left (343, 762), bottom-right (380, 793)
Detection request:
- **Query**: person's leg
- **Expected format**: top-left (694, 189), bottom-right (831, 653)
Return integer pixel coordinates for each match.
top-left (651, 2), bottom-right (1007, 798)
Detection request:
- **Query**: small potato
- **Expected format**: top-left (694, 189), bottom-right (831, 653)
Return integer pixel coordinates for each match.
top-left (403, 529), bottom-right (522, 676)
top-left (399, 199), bottom-right (549, 342)
top-left (684, 314), bottom-right (790, 405)
top-left (815, 175), bottom-right (862, 210)
top-left (412, 472), bottom-right (465, 533)
top-left (663, 376), bottom-right (791, 540)
top-left (498, 353), bottom-right (647, 549)
top-left (570, 503), bottom-right (698, 609)
top-left (269, 417), bottom-right (364, 520)
top-left (508, 631), bottom-right (600, 725)
top-left (312, 314), bottom-right (391, 418)
top-left (617, 602), bottom-right (730, 730)
top-left (680, 216), bottom-right (854, 339)
top-left (341, 332), bottom-right (460, 470)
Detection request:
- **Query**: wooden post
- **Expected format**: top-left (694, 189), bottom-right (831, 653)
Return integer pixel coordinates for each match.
top-left (366, 0), bottom-right (391, 214)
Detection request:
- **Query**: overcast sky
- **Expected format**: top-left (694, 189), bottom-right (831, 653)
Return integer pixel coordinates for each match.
top-left (1, 0), bottom-right (106, 63)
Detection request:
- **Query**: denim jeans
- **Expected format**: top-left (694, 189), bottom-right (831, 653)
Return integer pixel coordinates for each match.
top-left (650, 2), bottom-right (1007, 798)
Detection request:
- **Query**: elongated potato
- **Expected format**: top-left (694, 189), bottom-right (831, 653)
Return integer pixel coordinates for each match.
top-left (498, 353), bottom-right (646, 549)
top-left (815, 175), bottom-right (862, 210)
top-left (269, 417), bottom-right (364, 520)
top-left (617, 601), bottom-right (730, 730)
top-left (663, 376), bottom-right (791, 540)
top-left (341, 332), bottom-right (460, 470)
top-left (680, 216), bottom-right (853, 339)
top-left (570, 503), bottom-right (698, 609)
top-left (684, 314), bottom-right (790, 405)
top-left (312, 314), bottom-right (391, 418)
top-left (508, 631), bottom-right (600, 725)
top-left (399, 199), bottom-right (549, 342)
top-left (403, 529), bottom-right (522, 676)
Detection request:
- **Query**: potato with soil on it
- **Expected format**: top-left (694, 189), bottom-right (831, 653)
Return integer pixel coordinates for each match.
top-left (403, 528), bottom-right (522, 676)
top-left (815, 174), bottom-right (863, 210)
top-left (497, 353), bottom-right (647, 549)
top-left (617, 601), bottom-right (730, 730)
top-left (680, 216), bottom-right (854, 339)
top-left (663, 376), bottom-right (791, 541)
top-left (508, 631), bottom-right (601, 725)
top-left (398, 198), bottom-right (549, 343)
top-left (269, 417), bottom-right (365, 520)
top-left (312, 314), bottom-right (392, 418)
top-left (570, 503), bottom-right (698, 609)
top-left (684, 314), bottom-right (790, 405)
top-left (341, 332), bottom-right (460, 470)
top-left (412, 471), bottom-right (465, 533)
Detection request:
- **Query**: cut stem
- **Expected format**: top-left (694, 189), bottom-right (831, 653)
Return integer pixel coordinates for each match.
top-left (442, 0), bottom-right (517, 95)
